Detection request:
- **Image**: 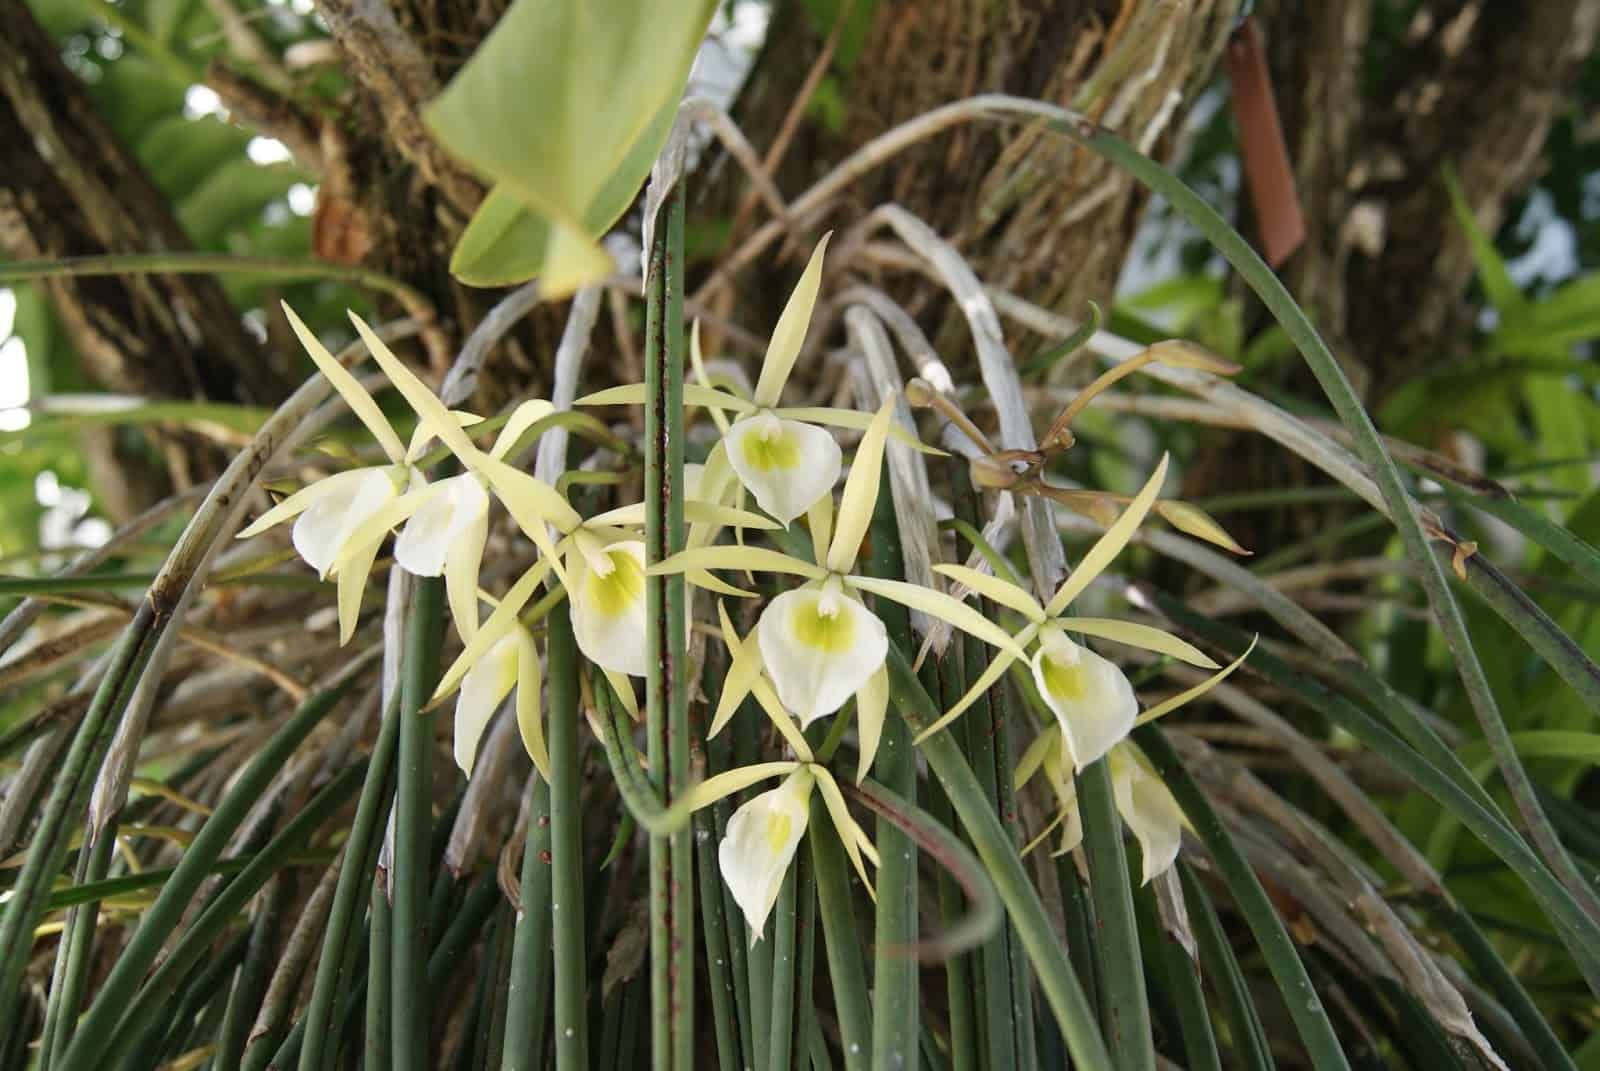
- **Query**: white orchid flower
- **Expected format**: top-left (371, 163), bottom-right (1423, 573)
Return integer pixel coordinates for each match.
top-left (1108, 746), bottom-right (1185, 884)
top-left (567, 533), bottom-right (648, 677)
top-left (916, 454), bottom-right (1234, 754)
top-left (325, 357), bottom-right (560, 645)
top-left (653, 398), bottom-right (1026, 781)
top-left (1029, 625), bottom-right (1141, 771)
top-left (720, 766), bottom-right (814, 941)
top-left (1018, 733), bottom-right (1184, 885)
top-left (238, 303), bottom-right (491, 644)
top-left (681, 758), bottom-right (876, 944)
top-left (577, 237), bottom-right (940, 526)
top-left (452, 621), bottom-right (548, 779)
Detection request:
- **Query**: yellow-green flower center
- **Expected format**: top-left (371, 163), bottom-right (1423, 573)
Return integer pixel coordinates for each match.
top-left (585, 549), bottom-right (644, 618)
top-left (739, 420), bottom-right (802, 472)
top-left (790, 598), bottom-right (856, 653)
top-left (1041, 656), bottom-right (1088, 702)
top-left (764, 811), bottom-right (794, 853)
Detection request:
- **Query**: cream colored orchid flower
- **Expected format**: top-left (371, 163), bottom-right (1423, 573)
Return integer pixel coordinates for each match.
top-left (654, 398), bottom-right (1026, 780)
top-left (452, 619), bottom-right (548, 780)
top-left (720, 766), bottom-right (813, 941)
top-left (691, 759), bottom-right (876, 944)
top-left (238, 304), bottom-right (495, 644)
top-left (1019, 733), bottom-right (1185, 885)
top-left (577, 237), bottom-right (937, 526)
top-left (918, 454), bottom-right (1232, 759)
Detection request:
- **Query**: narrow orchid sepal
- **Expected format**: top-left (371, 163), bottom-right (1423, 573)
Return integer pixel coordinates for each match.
top-left (1044, 453), bottom-right (1170, 619)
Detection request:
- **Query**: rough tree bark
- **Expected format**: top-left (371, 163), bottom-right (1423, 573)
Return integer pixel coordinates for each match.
top-left (1262, 0), bottom-right (1600, 400)
top-left (0, 2), bottom-right (285, 407)
top-left (711, 0), bottom-right (1240, 363)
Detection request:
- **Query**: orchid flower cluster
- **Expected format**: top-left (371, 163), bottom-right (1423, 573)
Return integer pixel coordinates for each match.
top-left (240, 236), bottom-right (1248, 940)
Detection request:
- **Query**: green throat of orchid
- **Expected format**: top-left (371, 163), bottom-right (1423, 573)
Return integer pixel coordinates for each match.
top-left (585, 546), bottom-right (645, 618)
top-left (739, 413), bottom-right (803, 472)
top-left (790, 588), bottom-right (856, 654)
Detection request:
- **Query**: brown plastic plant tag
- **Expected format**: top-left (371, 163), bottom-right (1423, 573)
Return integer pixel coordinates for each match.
top-left (1227, 17), bottom-right (1305, 268)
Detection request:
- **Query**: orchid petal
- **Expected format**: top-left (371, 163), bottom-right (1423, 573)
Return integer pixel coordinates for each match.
top-left (932, 564), bottom-right (1047, 623)
top-left (406, 409), bottom-right (486, 463)
top-left (587, 503), bottom-right (648, 528)
top-left (454, 630), bottom-right (519, 776)
top-left (282, 302), bottom-right (406, 464)
top-left (394, 473), bottom-right (490, 578)
top-left (1134, 637), bottom-right (1257, 727)
top-left (712, 601), bottom-right (762, 738)
top-left (604, 668), bottom-right (641, 722)
top-left (679, 761), bottom-right (801, 816)
top-left (686, 568), bottom-right (757, 599)
top-left (515, 630), bottom-right (549, 779)
top-left (1014, 726), bottom-right (1060, 792)
top-left (473, 453), bottom-right (583, 539)
top-left (812, 766), bottom-right (875, 895)
top-left (330, 481), bottom-right (444, 577)
top-left (714, 604), bottom-right (815, 760)
top-left (806, 491), bottom-right (833, 567)
top-left (757, 588), bottom-right (887, 727)
top-left (845, 575), bottom-right (1029, 659)
top-left (488, 399), bottom-right (557, 461)
top-left (854, 664), bottom-right (889, 784)
top-left (683, 501), bottom-right (782, 531)
top-left (826, 396), bottom-right (894, 573)
top-left (237, 468), bottom-right (366, 541)
top-left (776, 406), bottom-right (944, 455)
top-left (1110, 747), bottom-right (1184, 884)
top-left (1058, 618), bottom-right (1217, 669)
top-left (753, 235), bottom-right (829, 408)
top-left (575, 382), bottom-right (754, 414)
top-left (292, 467), bottom-right (403, 578)
top-left (571, 541), bottom-right (649, 677)
top-left (1044, 453), bottom-right (1170, 619)
top-left (724, 413), bottom-right (841, 525)
top-left (444, 508), bottom-right (489, 643)
top-left (719, 769), bottom-right (814, 943)
top-left (335, 536), bottom-right (383, 646)
top-left (650, 545), bottom-right (826, 582)
top-left (686, 443), bottom-right (740, 551)
top-left (435, 558), bottom-right (552, 700)
top-left (348, 312), bottom-right (481, 466)
top-left (1031, 627), bottom-right (1138, 772)
top-left (690, 321), bottom-right (735, 435)
top-left (912, 643), bottom-right (1025, 746)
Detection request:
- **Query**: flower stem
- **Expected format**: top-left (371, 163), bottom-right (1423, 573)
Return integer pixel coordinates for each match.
top-left (298, 689), bottom-right (404, 1071)
top-left (547, 601), bottom-right (589, 1070)
top-left (767, 866), bottom-right (799, 1071)
top-left (644, 179), bottom-right (693, 1071)
top-left (809, 794), bottom-right (872, 1070)
top-left (864, 464), bottom-right (919, 1070)
top-left (392, 575), bottom-right (444, 1071)
top-left (1076, 758), bottom-right (1152, 1071)
top-left (503, 772), bottom-right (554, 1071)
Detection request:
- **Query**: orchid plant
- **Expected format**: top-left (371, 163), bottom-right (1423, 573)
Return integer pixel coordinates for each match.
top-left (237, 232), bottom-right (1248, 948)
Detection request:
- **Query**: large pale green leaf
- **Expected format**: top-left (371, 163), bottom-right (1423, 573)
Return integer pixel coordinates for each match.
top-left (450, 95), bottom-right (675, 288)
top-left (177, 160), bottom-right (305, 247)
top-left (137, 116), bottom-right (253, 202)
top-left (424, 0), bottom-right (716, 294)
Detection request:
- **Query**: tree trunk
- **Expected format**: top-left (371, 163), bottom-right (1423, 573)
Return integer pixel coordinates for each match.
top-left (709, 0), bottom-right (1240, 371)
top-left (1262, 0), bottom-right (1600, 400)
top-left (0, 2), bottom-right (285, 406)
